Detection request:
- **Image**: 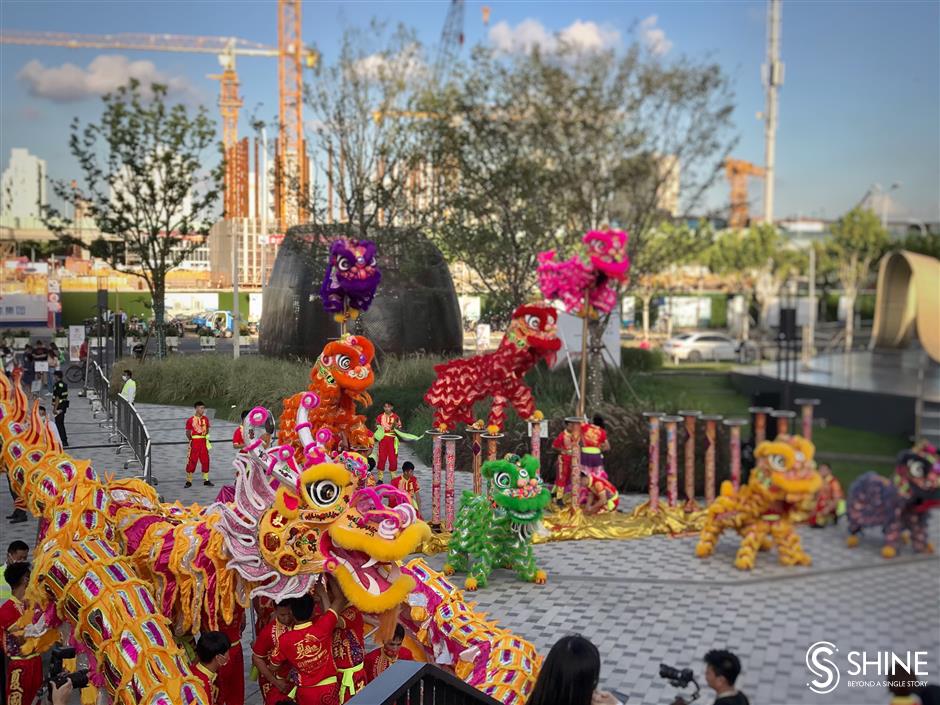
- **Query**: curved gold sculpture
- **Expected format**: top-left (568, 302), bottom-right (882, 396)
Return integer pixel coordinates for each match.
top-left (871, 249), bottom-right (940, 363)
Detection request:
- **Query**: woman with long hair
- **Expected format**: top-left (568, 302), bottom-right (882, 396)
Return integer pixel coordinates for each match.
top-left (527, 635), bottom-right (620, 705)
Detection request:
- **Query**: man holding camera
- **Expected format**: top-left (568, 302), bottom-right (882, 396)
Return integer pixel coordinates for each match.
top-left (704, 650), bottom-right (749, 705)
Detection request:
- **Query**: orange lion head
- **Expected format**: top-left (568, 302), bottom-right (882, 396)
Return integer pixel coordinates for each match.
top-left (312, 335), bottom-right (375, 393)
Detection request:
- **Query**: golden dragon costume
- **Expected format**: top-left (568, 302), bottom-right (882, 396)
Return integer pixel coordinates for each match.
top-left (694, 435), bottom-right (822, 570)
top-left (0, 345), bottom-right (540, 705)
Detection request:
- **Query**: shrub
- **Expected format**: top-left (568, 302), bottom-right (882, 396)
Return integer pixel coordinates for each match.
top-left (620, 348), bottom-right (663, 372)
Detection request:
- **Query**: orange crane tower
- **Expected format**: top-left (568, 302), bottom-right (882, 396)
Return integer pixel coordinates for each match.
top-left (724, 158), bottom-right (766, 228)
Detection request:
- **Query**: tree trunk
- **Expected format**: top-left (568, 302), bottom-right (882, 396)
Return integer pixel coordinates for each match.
top-left (844, 292), bottom-right (856, 352)
top-left (642, 295), bottom-right (651, 342)
top-left (741, 293), bottom-right (750, 341)
top-left (153, 276), bottom-right (167, 359)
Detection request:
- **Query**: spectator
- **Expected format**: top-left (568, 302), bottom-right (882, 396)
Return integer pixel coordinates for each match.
top-left (192, 631), bottom-right (232, 705)
top-left (527, 635), bottom-right (620, 705)
top-left (31, 340), bottom-right (48, 396)
top-left (38, 406), bottom-right (62, 447)
top-left (20, 344), bottom-right (35, 396)
top-left (52, 371), bottom-right (69, 447)
top-left (1, 346), bottom-right (13, 375)
top-left (120, 369), bottom-right (136, 406)
top-left (703, 650), bottom-right (749, 705)
top-left (47, 342), bottom-right (61, 395)
top-left (0, 541), bottom-right (29, 606)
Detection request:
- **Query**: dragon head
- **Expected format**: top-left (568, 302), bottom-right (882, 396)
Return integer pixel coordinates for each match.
top-left (216, 398), bottom-right (430, 615)
top-left (505, 303), bottom-right (561, 364)
top-left (484, 454), bottom-right (552, 532)
top-left (753, 435), bottom-right (822, 504)
top-left (312, 334), bottom-right (375, 393)
top-left (896, 443), bottom-right (940, 509)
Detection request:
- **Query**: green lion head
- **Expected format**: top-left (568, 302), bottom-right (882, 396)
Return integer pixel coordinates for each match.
top-left (482, 454), bottom-right (552, 528)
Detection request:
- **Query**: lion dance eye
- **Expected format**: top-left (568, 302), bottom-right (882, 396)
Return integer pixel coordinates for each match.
top-left (337, 257), bottom-right (351, 272)
top-left (336, 355), bottom-right (351, 371)
top-left (908, 461), bottom-right (925, 479)
top-left (307, 480), bottom-right (340, 507)
top-left (768, 455), bottom-right (786, 471)
top-left (494, 472), bottom-right (511, 489)
top-left (524, 315), bottom-right (541, 330)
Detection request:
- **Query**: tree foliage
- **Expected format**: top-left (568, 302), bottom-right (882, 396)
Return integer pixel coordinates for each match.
top-left (43, 80), bottom-right (222, 356)
top-left (422, 42), bottom-right (736, 327)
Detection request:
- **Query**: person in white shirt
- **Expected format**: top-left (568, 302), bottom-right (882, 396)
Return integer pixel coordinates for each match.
top-left (120, 369), bottom-right (137, 405)
top-left (39, 405), bottom-right (62, 446)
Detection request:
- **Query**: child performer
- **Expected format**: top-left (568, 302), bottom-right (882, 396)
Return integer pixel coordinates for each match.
top-left (185, 401), bottom-right (213, 487)
top-left (375, 402), bottom-right (402, 481)
top-left (1, 563), bottom-right (42, 705)
top-left (391, 462), bottom-right (422, 519)
top-left (365, 624), bottom-right (413, 682)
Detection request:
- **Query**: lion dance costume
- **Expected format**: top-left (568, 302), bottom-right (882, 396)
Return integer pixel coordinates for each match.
top-left (444, 454), bottom-right (552, 590)
top-left (695, 435), bottom-right (822, 570)
top-left (424, 303), bottom-right (561, 431)
top-left (0, 352), bottom-right (541, 705)
top-left (846, 442), bottom-right (940, 557)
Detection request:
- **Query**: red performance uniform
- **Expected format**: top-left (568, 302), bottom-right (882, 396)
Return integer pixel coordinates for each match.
top-left (391, 475), bottom-right (422, 519)
top-left (375, 412), bottom-right (401, 474)
top-left (271, 609), bottom-right (340, 705)
top-left (364, 646), bottom-right (414, 683)
top-left (216, 611), bottom-right (245, 705)
top-left (186, 414), bottom-right (211, 479)
top-left (232, 426), bottom-right (247, 454)
top-left (551, 428), bottom-right (581, 496)
top-left (253, 617), bottom-right (295, 705)
top-left (808, 474), bottom-right (845, 527)
top-left (322, 606), bottom-right (366, 704)
top-left (0, 597), bottom-right (42, 705)
top-left (191, 662), bottom-right (219, 705)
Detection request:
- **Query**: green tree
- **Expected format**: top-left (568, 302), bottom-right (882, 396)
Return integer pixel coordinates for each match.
top-left (828, 207), bottom-right (888, 351)
top-left (705, 224), bottom-right (781, 340)
top-left (43, 80), bottom-right (222, 357)
top-left (899, 230), bottom-right (940, 260)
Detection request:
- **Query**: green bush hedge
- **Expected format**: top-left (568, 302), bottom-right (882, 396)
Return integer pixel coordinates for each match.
top-left (621, 348), bottom-right (664, 372)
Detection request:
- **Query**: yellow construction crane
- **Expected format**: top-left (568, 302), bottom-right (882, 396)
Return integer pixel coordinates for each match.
top-left (1, 19), bottom-right (317, 223)
top-left (724, 158), bottom-right (766, 228)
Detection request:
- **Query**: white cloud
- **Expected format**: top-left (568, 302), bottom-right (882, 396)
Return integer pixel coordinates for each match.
top-left (639, 15), bottom-right (673, 56)
top-left (488, 18), bottom-right (620, 54)
top-left (17, 55), bottom-right (193, 103)
top-left (351, 44), bottom-right (425, 82)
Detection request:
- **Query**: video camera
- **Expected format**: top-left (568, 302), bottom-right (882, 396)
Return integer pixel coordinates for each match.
top-left (659, 663), bottom-right (700, 705)
top-left (46, 645), bottom-right (90, 699)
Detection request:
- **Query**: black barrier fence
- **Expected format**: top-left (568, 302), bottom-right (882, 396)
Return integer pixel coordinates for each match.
top-left (346, 662), bottom-right (501, 705)
top-left (83, 359), bottom-right (153, 485)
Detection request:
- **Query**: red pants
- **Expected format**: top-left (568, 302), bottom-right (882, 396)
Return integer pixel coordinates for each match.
top-left (6, 655), bottom-right (42, 705)
top-left (261, 676), bottom-right (293, 705)
top-left (216, 642), bottom-right (245, 705)
top-left (294, 683), bottom-right (339, 705)
top-left (186, 439), bottom-right (210, 476)
top-left (377, 436), bottom-right (397, 473)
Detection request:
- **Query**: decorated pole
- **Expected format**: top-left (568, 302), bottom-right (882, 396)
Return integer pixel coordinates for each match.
top-left (529, 418), bottom-right (543, 461)
top-left (427, 430), bottom-right (445, 530)
top-left (442, 434), bottom-right (461, 531)
top-left (724, 418), bottom-right (748, 490)
top-left (679, 410), bottom-right (701, 512)
top-left (771, 409), bottom-right (796, 437)
top-left (662, 415), bottom-right (682, 508)
top-left (483, 429), bottom-right (503, 462)
top-left (466, 427), bottom-right (487, 495)
top-left (700, 414), bottom-right (723, 504)
top-left (643, 412), bottom-right (665, 511)
top-left (748, 406), bottom-right (774, 444)
top-left (577, 311), bottom-right (590, 418)
top-left (794, 398), bottom-right (820, 440)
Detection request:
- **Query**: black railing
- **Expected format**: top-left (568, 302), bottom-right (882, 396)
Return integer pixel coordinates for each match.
top-left (346, 662), bottom-right (502, 705)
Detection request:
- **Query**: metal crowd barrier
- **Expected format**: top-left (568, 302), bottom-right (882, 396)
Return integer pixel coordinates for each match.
top-left (83, 360), bottom-right (154, 485)
top-left (346, 662), bottom-right (501, 705)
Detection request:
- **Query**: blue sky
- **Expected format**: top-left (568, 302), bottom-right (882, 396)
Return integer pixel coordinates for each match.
top-left (1, 0), bottom-right (938, 222)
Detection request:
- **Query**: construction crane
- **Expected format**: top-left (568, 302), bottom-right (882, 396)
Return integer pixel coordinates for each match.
top-left (1, 13), bottom-right (316, 224)
top-left (433, 0), bottom-right (465, 85)
top-left (724, 158), bottom-right (766, 228)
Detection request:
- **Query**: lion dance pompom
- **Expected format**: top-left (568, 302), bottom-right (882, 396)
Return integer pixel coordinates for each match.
top-left (695, 435), bottom-right (822, 570)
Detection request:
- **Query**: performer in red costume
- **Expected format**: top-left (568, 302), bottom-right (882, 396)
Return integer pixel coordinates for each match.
top-left (185, 400), bottom-right (213, 487)
top-left (252, 601), bottom-right (296, 705)
top-left (215, 607), bottom-right (246, 705)
top-left (551, 418), bottom-right (583, 503)
top-left (375, 402), bottom-right (402, 479)
top-left (191, 631), bottom-right (232, 705)
top-left (364, 624), bottom-right (413, 682)
top-left (329, 605), bottom-right (367, 704)
top-left (271, 585), bottom-right (344, 705)
top-left (1, 563), bottom-right (41, 705)
top-left (391, 462), bottom-right (422, 518)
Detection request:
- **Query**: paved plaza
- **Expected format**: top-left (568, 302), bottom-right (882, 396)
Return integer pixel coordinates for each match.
top-left (2, 391), bottom-right (938, 705)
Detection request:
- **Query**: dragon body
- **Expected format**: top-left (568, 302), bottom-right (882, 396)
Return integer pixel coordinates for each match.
top-left (695, 436), bottom-right (822, 570)
top-left (444, 455), bottom-right (552, 590)
top-left (424, 303), bottom-right (561, 431)
top-left (846, 443), bottom-right (940, 557)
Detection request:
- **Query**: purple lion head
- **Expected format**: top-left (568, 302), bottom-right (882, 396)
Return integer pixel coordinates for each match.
top-left (320, 238), bottom-right (382, 315)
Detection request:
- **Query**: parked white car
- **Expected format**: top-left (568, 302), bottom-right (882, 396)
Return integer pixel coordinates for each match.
top-left (661, 332), bottom-right (756, 362)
